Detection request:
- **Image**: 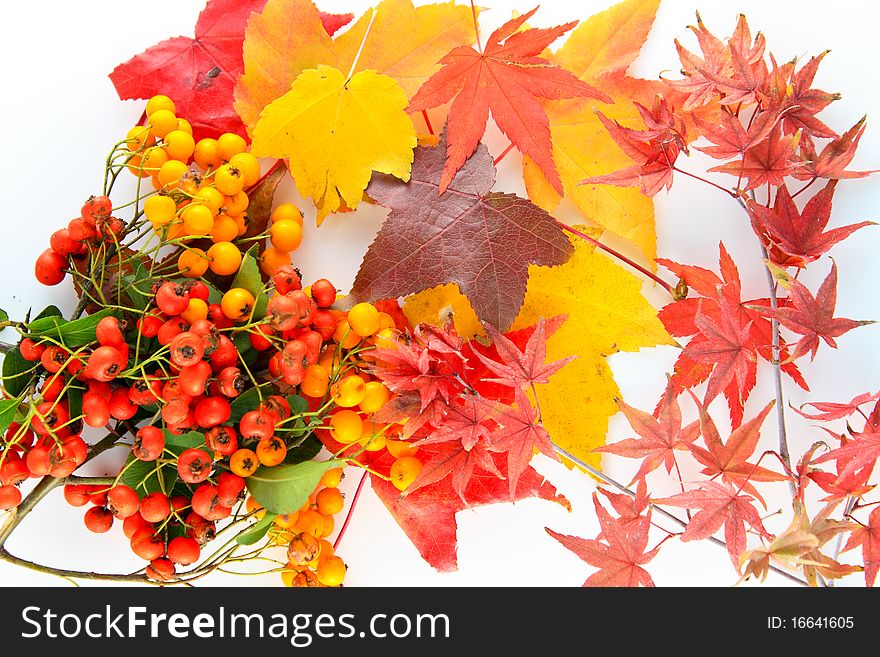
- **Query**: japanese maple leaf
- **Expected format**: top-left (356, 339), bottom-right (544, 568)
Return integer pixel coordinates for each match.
top-left (109, 0), bottom-right (352, 141)
top-left (688, 398), bottom-right (789, 503)
top-left (407, 439), bottom-right (502, 503)
top-left (482, 388), bottom-right (559, 496)
top-left (694, 107), bottom-right (781, 160)
top-left (408, 7), bottom-right (610, 194)
top-left (546, 494), bottom-right (660, 587)
top-left (843, 506), bottom-right (880, 587)
top-left (370, 341), bottom-right (463, 411)
top-left (595, 379), bottom-right (700, 484)
top-left (697, 18), bottom-right (767, 107)
top-left (352, 132), bottom-right (573, 331)
top-left (778, 51), bottom-right (839, 140)
top-left (752, 262), bottom-right (873, 361)
top-left (473, 317), bottom-right (574, 389)
top-left (808, 458), bottom-right (875, 502)
top-left (580, 96), bottom-right (687, 197)
top-left (414, 395), bottom-right (491, 452)
top-left (813, 432), bottom-right (880, 484)
top-left (372, 393), bottom-right (450, 440)
top-left (747, 181), bottom-right (874, 268)
top-left (794, 390), bottom-right (880, 422)
top-left (596, 480), bottom-right (650, 537)
top-left (656, 480), bottom-right (771, 567)
top-left (794, 116), bottom-right (879, 180)
top-left (371, 447), bottom-right (569, 572)
top-left (668, 12), bottom-right (728, 111)
top-left (709, 125), bottom-right (802, 190)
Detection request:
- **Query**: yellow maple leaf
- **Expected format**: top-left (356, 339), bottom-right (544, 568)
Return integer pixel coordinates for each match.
top-left (523, 0), bottom-right (664, 264)
top-left (404, 230), bottom-right (674, 468)
top-left (250, 66), bottom-right (416, 221)
top-left (235, 0), bottom-right (474, 135)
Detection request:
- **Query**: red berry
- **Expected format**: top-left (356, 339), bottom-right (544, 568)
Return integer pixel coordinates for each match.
top-left (239, 410), bottom-right (276, 442)
top-left (96, 316), bottom-right (125, 347)
top-left (137, 314), bottom-right (163, 338)
top-left (272, 265), bottom-right (302, 294)
top-left (207, 303), bottom-right (234, 329)
top-left (129, 376), bottom-right (162, 406)
top-left (146, 558), bottom-right (176, 582)
top-left (311, 309), bottom-right (337, 341)
top-left (217, 367), bottom-right (244, 398)
top-left (157, 318), bottom-right (189, 345)
top-left (81, 195), bottom-right (112, 222)
top-left (41, 345), bottom-right (69, 373)
top-left (84, 345), bottom-right (127, 382)
top-left (123, 513), bottom-right (152, 539)
top-left (133, 426), bottom-right (165, 463)
top-left (205, 426), bottom-right (238, 456)
top-left (35, 249), bottom-right (67, 286)
top-left (64, 484), bottom-right (91, 507)
top-left (185, 511), bottom-right (216, 545)
top-left (155, 281), bottom-right (191, 316)
top-left (1, 454), bottom-right (30, 486)
top-left (31, 400), bottom-right (70, 436)
top-left (0, 485), bottom-right (22, 510)
top-left (19, 338), bottom-right (46, 362)
top-left (40, 373), bottom-right (66, 402)
top-left (248, 324), bottom-right (274, 351)
top-left (170, 331), bottom-right (205, 367)
top-left (82, 392), bottom-right (112, 428)
top-left (209, 335), bottom-right (238, 371)
top-left (178, 361), bottom-right (212, 397)
top-left (131, 528), bottom-right (165, 561)
top-left (83, 506), bottom-right (114, 533)
top-left (167, 536), bottom-right (201, 566)
top-left (216, 472), bottom-right (246, 507)
top-left (139, 492), bottom-right (171, 523)
top-left (68, 217), bottom-right (96, 242)
top-left (109, 387), bottom-right (138, 420)
top-left (189, 281), bottom-right (210, 302)
top-left (107, 485), bottom-right (140, 518)
top-left (177, 448), bottom-right (213, 484)
top-left (191, 484), bottom-right (220, 518)
top-left (311, 278), bottom-right (337, 307)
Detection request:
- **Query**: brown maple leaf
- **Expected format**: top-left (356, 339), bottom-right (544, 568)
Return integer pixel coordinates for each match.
top-left (751, 261), bottom-right (874, 361)
top-left (546, 493), bottom-right (660, 587)
top-left (595, 379), bottom-right (700, 484)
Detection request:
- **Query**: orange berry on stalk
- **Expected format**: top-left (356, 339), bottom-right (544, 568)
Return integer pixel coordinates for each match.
top-left (377, 312), bottom-right (396, 331)
top-left (288, 531), bottom-right (320, 566)
top-left (359, 381), bottom-right (391, 414)
top-left (245, 495), bottom-right (262, 514)
top-left (141, 146), bottom-right (169, 173)
top-left (214, 164), bottom-right (245, 195)
top-left (225, 190), bottom-right (250, 215)
top-left (275, 512), bottom-right (300, 529)
top-left (332, 320), bottom-right (361, 349)
top-left (329, 410), bottom-right (363, 444)
top-left (181, 203), bottom-right (214, 235)
top-left (146, 94), bottom-right (176, 115)
top-left (217, 133), bottom-right (247, 162)
top-left (194, 186), bottom-right (224, 214)
top-left (126, 125), bottom-right (155, 152)
top-left (126, 154), bottom-right (148, 178)
top-left (177, 248), bottom-right (210, 278)
top-left (220, 287), bottom-right (255, 321)
top-left (210, 215), bottom-right (239, 243)
top-left (390, 456), bottom-right (422, 492)
top-left (320, 513), bottom-right (334, 538)
top-left (163, 129), bottom-right (196, 162)
top-left (386, 438), bottom-right (418, 459)
top-left (233, 213), bottom-right (249, 237)
top-left (230, 448), bottom-right (259, 477)
top-left (293, 509), bottom-right (324, 538)
top-left (271, 203), bottom-right (303, 225)
top-left (360, 424), bottom-right (386, 452)
top-left (194, 138), bottom-right (221, 170)
top-left (373, 327), bottom-right (398, 349)
top-left (331, 374), bottom-right (366, 408)
top-left (157, 159), bottom-right (189, 189)
top-left (207, 241), bottom-right (242, 276)
top-left (144, 195), bottom-right (177, 226)
top-left (300, 364), bottom-right (330, 398)
top-left (181, 298), bottom-right (208, 324)
top-left (347, 302), bottom-right (380, 337)
top-left (256, 436), bottom-right (287, 467)
top-left (229, 152), bottom-right (260, 187)
top-left (260, 246), bottom-right (291, 276)
top-left (176, 117), bottom-right (193, 135)
top-left (147, 109), bottom-right (178, 140)
top-left (319, 466), bottom-right (344, 489)
top-left (270, 219), bottom-right (302, 252)
top-left (316, 555), bottom-right (346, 587)
top-left (315, 487), bottom-right (344, 516)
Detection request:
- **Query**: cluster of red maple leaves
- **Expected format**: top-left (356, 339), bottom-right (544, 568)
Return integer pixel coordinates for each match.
top-left (548, 14), bottom-right (879, 587)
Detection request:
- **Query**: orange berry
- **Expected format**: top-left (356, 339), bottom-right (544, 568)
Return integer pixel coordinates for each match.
top-left (270, 219), bottom-right (303, 252)
top-left (163, 129), bottom-right (195, 162)
top-left (146, 94), bottom-right (176, 116)
top-left (260, 246), bottom-right (291, 276)
top-left (386, 439), bottom-right (418, 459)
top-left (256, 436), bottom-right (287, 467)
top-left (329, 410), bottom-right (363, 444)
top-left (316, 555), bottom-right (346, 587)
top-left (319, 466), bottom-right (344, 489)
top-left (177, 248), bottom-right (210, 278)
top-left (333, 320), bottom-right (361, 349)
top-left (230, 449), bottom-right (259, 477)
top-left (181, 204), bottom-right (214, 235)
top-left (207, 241), bottom-right (242, 276)
top-left (194, 138), bottom-right (221, 170)
top-left (220, 287), bottom-right (255, 322)
top-left (210, 215), bottom-right (240, 243)
top-left (217, 133), bottom-right (247, 162)
top-left (229, 152), bottom-right (261, 187)
top-left (148, 109), bottom-right (178, 140)
top-left (315, 487), bottom-right (344, 516)
top-left (390, 456), bottom-right (422, 491)
top-left (181, 298), bottom-right (208, 324)
top-left (271, 203), bottom-right (303, 225)
top-left (300, 364), bottom-right (330, 398)
top-left (359, 381), bottom-right (391, 414)
top-left (331, 374), bottom-right (366, 408)
top-left (293, 509), bottom-right (324, 538)
top-left (347, 302), bottom-right (380, 337)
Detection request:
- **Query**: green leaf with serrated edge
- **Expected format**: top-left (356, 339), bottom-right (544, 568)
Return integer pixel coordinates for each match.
top-left (235, 513), bottom-right (278, 546)
top-left (122, 430), bottom-right (205, 495)
top-left (245, 459), bottom-right (339, 515)
top-left (0, 399), bottom-right (19, 435)
top-left (231, 245), bottom-right (269, 319)
top-left (27, 308), bottom-right (119, 347)
top-left (1, 346), bottom-right (35, 398)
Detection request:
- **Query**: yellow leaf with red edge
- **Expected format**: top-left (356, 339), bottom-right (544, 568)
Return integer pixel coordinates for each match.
top-left (235, 0), bottom-right (474, 135)
top-left (523, 0), bottom-right (665, 264)
top-left (251, 66), bottom-right (416, 221)
top-left (404, 228), bottom-right (674, 468)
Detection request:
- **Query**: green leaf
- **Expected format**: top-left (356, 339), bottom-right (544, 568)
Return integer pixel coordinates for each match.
top-left (0, 309), bottom-right (8, 324)
top-left (231, 245), bottom-right (268, 319)
top-left (28, 308), bottom-right (119, 347)
top-left (119, 260), bottom-right (155, 312)
top-left (67, 385), bottom-right (84, 425)
top-left (1, 346), bottom-right (35, 398)
top-left (235, 513), bottom-right (278, 546)
top-left (283, 434), bottom-right (323, 465)
top-left (0, 398), bottom-right (19, 435)
top-left (122, 430), bottom-right (205, 495)
top-left (286, 395), bottom-right (308, 415)
top-left (228, 384), bottom-right (272, 424)
top-left (33, 306), bottom-right (63, 321)
top-left (245, 459), bottom-right (339, 515)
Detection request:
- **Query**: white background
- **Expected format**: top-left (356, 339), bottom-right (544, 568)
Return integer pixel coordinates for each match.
top-left (0, 0), bottom-right (878, 587)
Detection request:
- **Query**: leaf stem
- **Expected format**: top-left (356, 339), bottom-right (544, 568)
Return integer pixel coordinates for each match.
top-left (421, 110), bottom-right (435, 136)
top-left (346, 8), bottom-right (377, 81)
top-left (673, 166), bottom-right (738, 198)
top-left (469, 0), bottom-right (482, 54)
top-left (333, 470), bottom-right (368, 551)
top-left (494, 142), bottom-right (515, 166)
top-left (558, 222), bottom-right (674, 295)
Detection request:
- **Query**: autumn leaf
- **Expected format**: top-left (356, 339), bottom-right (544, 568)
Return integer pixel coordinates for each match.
top-left (408, 6), bottom-right (609, 194)
top-left (750, 261), bottom-right (874, 361)
top-left (708, 125), bottom-right (802, 190)
top-left (595, 378), bottom-right (699, 484)
top-left (794, 390), bottom-right (880, 422)
top-left (739, 519), bottom-right (819, 583)
top-left (109, 0), bottom-right (350, 141)
top-left (794, 116), bottom-right (878, 180)
top-left (351, 132), bottom-right (572, 330)
top-left (250, 66), bottom-right (416, 222)
top-left (371, 447), bottom-right (569, 573)
top-left (235, 0), bottom-right (474, 133)
top-left (655, 480), bottom-right (771, 567)
top-left (546, 493), bottom-right (660, 587)
top-left (747, 181), bottom-right (874, 268)
top-left (813, 432), bottom-right (880, 485)
top-left (522, 0), bottom-right (667, 262)
top-left (404, 228), bottom-right (674, 469)
top-left (843, 506), bottom-right (880, 587)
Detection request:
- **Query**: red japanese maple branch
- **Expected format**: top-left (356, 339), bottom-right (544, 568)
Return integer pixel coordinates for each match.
top-left (673, 166), bottom-right (738, 198)
top-left (559, 222), bottom-right (674, 295)
top-left (333, 470), bottom-right (369, 552)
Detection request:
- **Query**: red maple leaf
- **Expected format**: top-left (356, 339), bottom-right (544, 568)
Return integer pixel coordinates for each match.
top-left (688, 398), bottom-right (790, 503)
top-left (777, 51), bottom-right (839, 140)
top-left (407, 439), bottom-right (502, 504)
top-left (546, 494), bottom-right (660, 587)
top-left (581, 96), bottom-right (688, 197)
top-left (109, 0), bottom-right (352, 141)
top-left (693, 106), bottom-right (781, 160)
top-left (372, 393), bottom-right (450, 440)
top-left (843, 506), bottom-right (880, 587)
top-left (668, 12), bottom-right (728, 111)
top-left (813, 432), bottom-right (880, 484)
top-left (794, 390), bottom-right (880, 422)
top-left (656, 480), bottom-right (771, 566)
top-left (696, 14), bottom-right (767, 107)
top-left (370, 340), bottom-right (464, 412)
top-left (752, 262), bottom-right (873, 361)
top-left (596, 481), bottom-right (650, 536)
top-left (481, 388), bottom-right (559, 497)
top-left (371, 447), bottom-right (569, 572)
top-left (407, 7), bottom-right (609, 194)
top-left (794, 117), bottom-right (878, 181)
top-left (709, 125), bottom-right (802, 190)
top-left (595, 379), bottom-right (699, 484)
top-left (472, 317), bottom-right (574, 389)
top-left (747, 181), bottom-right (874, 268)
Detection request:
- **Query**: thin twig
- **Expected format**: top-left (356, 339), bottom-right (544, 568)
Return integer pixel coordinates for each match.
top-left (334, 470), bottom-right (368, 551)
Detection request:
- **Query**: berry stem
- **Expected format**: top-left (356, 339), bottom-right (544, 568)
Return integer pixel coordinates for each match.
top-left (333, 470), bottom-right (368, 551)
top-left (553, 443), bottom-right (808, 586)
top-left (558, 222), bottom-right (674, 295)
